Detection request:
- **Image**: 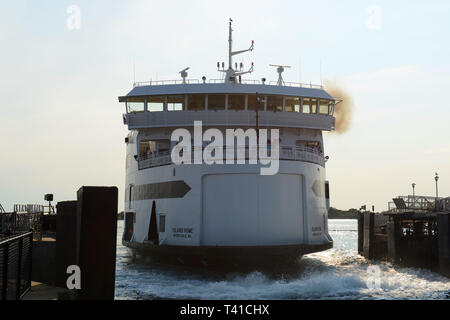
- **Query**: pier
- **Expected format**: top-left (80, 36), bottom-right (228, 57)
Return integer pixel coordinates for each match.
top-left (358, 195), bottom-right (450, 277)
top-left (0, 186), bottom-right (118, 300)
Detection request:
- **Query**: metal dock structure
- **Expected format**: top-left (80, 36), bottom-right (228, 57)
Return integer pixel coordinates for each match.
top-left (358, 195), bottom-right (450, 277)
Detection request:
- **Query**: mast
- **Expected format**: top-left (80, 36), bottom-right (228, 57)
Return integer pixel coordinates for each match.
top-left (228, 18), bottom-right (233, 70)
top-left (218, 19), bottom-right (254, 83)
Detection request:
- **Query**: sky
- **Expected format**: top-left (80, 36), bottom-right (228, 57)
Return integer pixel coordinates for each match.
top-left (0, 0), bottom-right (449, 212)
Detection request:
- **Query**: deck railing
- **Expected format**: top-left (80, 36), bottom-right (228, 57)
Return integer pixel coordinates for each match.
top-left (0, 231), bottom-right (33, 300)
top-left (138, 145), bottom-right (325, 170)
top-left (132, 78), bottom-right (323, 89)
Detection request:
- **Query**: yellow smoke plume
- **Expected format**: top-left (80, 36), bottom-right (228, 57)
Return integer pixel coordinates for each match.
top-left (324, 81), bottom-right (353, 134)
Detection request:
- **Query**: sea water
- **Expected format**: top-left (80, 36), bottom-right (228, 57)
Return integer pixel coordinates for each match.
top-left (115, 220), bottom-right (449, 300)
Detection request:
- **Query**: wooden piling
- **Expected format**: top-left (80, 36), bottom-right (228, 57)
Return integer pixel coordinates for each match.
top-left (363, 211), bottom-right (374, 259)
top-left (76, 186), bottom-right (118, 300)
top-left (387, 216), bottom-right (400, 264)
top-left (55, 201), bottom-right (77, 288)
top-left (357, 211), bottom-right (364, 255)
top-left (437, 213), bottom-right (450, 277)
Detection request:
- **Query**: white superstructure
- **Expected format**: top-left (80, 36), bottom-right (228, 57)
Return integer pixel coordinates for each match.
top-left (119, 20), bottom-right (336, 267)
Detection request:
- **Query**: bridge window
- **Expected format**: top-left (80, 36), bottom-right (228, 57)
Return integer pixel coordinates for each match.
top-left (148, 96), bottom-right (165, 112)
top-left (187, 94), bottom-right (205, 111)
top-left (329, 101), bottom-right (335, 115)
top-left (267, 95), bottom-right (283, 112)
top-left (285, 97), bottom-right (300, 112)
top-left (228, 95), bottom-right (245, 110)
top-left (247, 95), bottom-right (265, 110)
top-left (208, 95), bottom-right (225, 110)
top-left (126, 97), bottom-right (145, 113)
top-left (320, 100), bottom-right (331, 115)
top-left (302, 98), bottom-right (317, 114)
top-left (167, 95), bottom-right (185, 111)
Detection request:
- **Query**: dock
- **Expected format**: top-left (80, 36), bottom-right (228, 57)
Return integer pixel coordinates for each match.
top-left (358, 195), bottom-right (450, 277)
top-left (1, 186), bottom-right (118, 300)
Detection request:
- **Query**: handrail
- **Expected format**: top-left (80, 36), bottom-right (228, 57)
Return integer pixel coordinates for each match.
top-left (1, 211), bottom-right (44, 240)
top-left (138, 145), bottom-right (325, 170)
top-left (269, 81), bottom-right (323, 89)
top-left (133, 79), bottom-right (200, 87)
top-left (0, 231), bottom-right (33, 300)
top-left (132, 78), bottom-right (323, 88)
top-left (388, 195), bottom-right (446, 212)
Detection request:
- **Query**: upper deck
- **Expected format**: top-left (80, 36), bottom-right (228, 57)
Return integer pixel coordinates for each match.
top-left (118, 82), bottom-right (336, 131)
top-left (118, 19), bottom-right (337, 132)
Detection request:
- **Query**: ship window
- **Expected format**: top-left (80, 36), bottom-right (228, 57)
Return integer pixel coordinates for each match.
top-left (126, 97), bottom-right (145, 113)
top-left (208, 95), bottom-right (225, 110)
top-left (187, 94), bottom-right (205, 111)
top-left (311, 99), bottom-right (317, 114)
top-left (285, 97), bottom-right (300, 112)
top-left (267, 95), bottom-right (283, 112)
top-left (140, 140), bottom-right (156, 160)
top-left (329, 102), bottom-right (335, 115)
top-left (148, 96), bottom-right (165, 112)
top-left (302, 98), bottom-right (317, 114)
top-left (167, 95), bottom-right (185, 111)
top-left (320, 100), bottom-right (330, 115)
top-left (159, 215), bottom-right (166, 233)
top-left (247, 95), bottom-right (265, 110)
top-left (228, 95), bottom-right (245, 110)
top-left (296, 140), bottom-right (322, 153)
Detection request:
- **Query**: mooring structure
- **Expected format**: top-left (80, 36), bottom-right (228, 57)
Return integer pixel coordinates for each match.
top-left (358, 195), bottom-right (450, 277)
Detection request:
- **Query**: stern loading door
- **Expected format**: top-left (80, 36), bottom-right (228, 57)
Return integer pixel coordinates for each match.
top-left (201, 174), bottom-right (304, 246)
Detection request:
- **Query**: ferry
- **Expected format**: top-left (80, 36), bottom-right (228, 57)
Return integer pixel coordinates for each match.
top-left (119, 20), bottom-right (336, 268)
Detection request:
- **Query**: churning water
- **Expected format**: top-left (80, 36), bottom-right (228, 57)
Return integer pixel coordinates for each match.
top-left (114, 220), bottom-right (449, 300)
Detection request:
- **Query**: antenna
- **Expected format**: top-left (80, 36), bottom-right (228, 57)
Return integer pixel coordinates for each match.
top-left (299, 56), bottom-right (302, 84)
top-left (218, 19), bottom-right (254, 83)
top-left (320, 58), bottom-right (323, 87)
top-left (269, 64), bottom-right (291, 86)
top-left (133, 55), bottom-right (136, 84)
top-left (179, 67), bottom-right (190, 84)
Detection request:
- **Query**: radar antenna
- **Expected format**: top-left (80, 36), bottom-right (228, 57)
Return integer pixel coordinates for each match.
top-left (269, 64), bottom-right (291, 86)
top-left (218, 19), bottom-right (254, 83)
top-left (179, 67), bottom-right (190, 84)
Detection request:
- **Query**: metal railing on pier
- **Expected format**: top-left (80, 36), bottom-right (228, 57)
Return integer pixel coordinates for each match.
top-left (388, 195), bottom-right (445, 212)
top-left (1, 206), bottom-right (46, 241)
top-left (0, 231), bottom-right (33, 300)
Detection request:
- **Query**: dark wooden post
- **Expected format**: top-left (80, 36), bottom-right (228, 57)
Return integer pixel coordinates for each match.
top-left (437, 213), bottom-right (450, 277)
top-left (387, 215), bottom-right (399, 264)
top-left (76, 186), bottom-right (118, 300)
top-left (363, 211), bottom-right (374, 259)
top-left (56, 201), bottom-right (78, 288)
top-left (357, 211), bottom-right (364, 255)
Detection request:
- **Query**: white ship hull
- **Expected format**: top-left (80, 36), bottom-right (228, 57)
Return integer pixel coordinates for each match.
top-left (123, 159), bottom-right (333, 267)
